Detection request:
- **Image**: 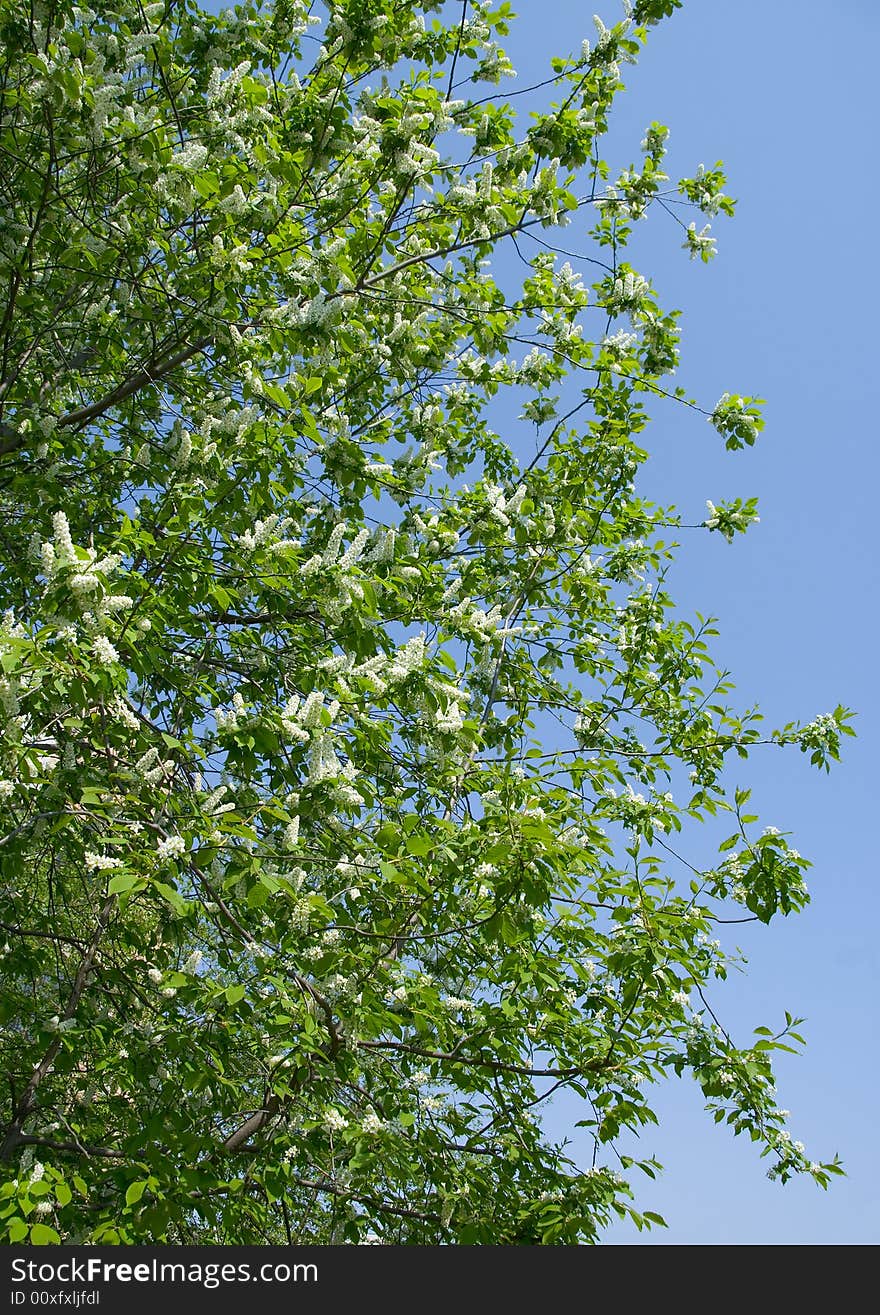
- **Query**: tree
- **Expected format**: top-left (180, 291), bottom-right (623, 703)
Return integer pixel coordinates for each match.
top-left (0, 0), bottom-right (852, 1245)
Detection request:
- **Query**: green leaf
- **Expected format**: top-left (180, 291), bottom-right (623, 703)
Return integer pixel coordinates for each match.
top-left (108, 872), bottom-right (140, 895)
top-left (30, 1222), bottom-right (61, 1245)
top-left (152, 882), bottom-right (190, 916)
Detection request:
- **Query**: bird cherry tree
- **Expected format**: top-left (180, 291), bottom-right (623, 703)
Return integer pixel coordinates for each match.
top-left (0, 0), bottom-right (850, 1244)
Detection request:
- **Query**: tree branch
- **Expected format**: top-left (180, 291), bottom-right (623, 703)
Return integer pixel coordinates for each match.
top-left (0, 897), bottom-right (114, 1162)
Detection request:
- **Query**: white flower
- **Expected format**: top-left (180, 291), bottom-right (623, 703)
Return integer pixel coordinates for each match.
top-left (113, 696), bottom-right (140, 730)
top-left (52, 511), bottom-right (75, 562)
top-left (338, 527), bottom-right (370, 569)
top-left (84, 851), bottom-right (123, 872)
top-left (202, 784), bottom-right (228, 814)
top-left (69, 571), bottom-right (100, 594)
top-left (101, 594), bottom-right (133, 613)
top-left (91, 635), bottom-right (119, 665)
top-left (323, 1107), bottom-right (349, 1133)
top-left (0, 779), bottom-right (14, 798)
top-left (147, 968), bottom-right (163, 984)
top-left (609, 270), bottom-right (649, 313)
top-left (135, 746), bottom-right (167, 785)
top-left (156, 835), bottom-right (186, 861)
top-left (307, 734), bottom-right (340, 785)
top-left (442, 996), bottom-right (476, 1013)
top-left (322, 522), bottom-right (347, 566)
top-left (602, 329), bottom-right (638, 354)
top-left (298, 690), bottom-right (325, 728)
top-left (361, 1111), bottom-right (384, 1135)
top-left (682, 221), bottom-right (717, 260)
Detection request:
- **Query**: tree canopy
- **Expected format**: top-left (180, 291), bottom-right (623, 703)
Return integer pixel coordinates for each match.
top-left (0, 0), bottom-right (851, 1245)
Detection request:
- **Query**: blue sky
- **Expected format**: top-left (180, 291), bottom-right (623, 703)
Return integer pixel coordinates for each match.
top-left (200, 0), bottom-right (878, 1243)
top-left (494, 0), bottom-right (878, 1244)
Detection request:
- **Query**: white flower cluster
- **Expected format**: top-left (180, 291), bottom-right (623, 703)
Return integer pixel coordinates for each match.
top-left (280, 690), bottom-right (348, 787)
top-left (411, 510), bottom-right (459, 556)
top-left (202, 784), bottom-right (232, 817)
top-left (281, 690), bottom-right (340, 742)
top-left (430, 679), bottom-right (472, 735)
top-left (387, 634), bottom-right (427, 683)
top-left (684, 163), bottom-right (730, 216)
top-left (441, 996), bottom-right (478, 1014)
top-left (601, 784), bottom-right (676, 833)
top-left (297, 522), bottom-right (377, 617)
top-left (480, 483), bottom-right (527, 530)
top-left (709, 393), bottom-right (761, 446)
top-left (323, 1107), bottom-right (349, 1133)
top-left (156, 835), bottom-right (186, 861)
top-left (216, 692), bottom-right (247, 733)
top-left (91, 635), bottom-right (118, 666)
top-left (236, 514), bottom-right (298, 554)
top-left (517, 346), bottom-right (557, 387)
top-left (641, 123), bottom-right (670, 155)
top-left (603, 329), bottom-right (639, 358)
top-left (443, 597), bottom-right (507, 647)
top-left (682, 221), bottom-right (717, 261)
top-left (312, 636), bottom-right (429, 712)
top-left (798, 711), bottom-right (841, 751)
top-left (608, 271), bottom-right (650, 315)
top-left (85, 851), bottom-right (124, 872)
top-left (333, 759), bottom-right (362, 808)
top-left (40, 513), bottom-right (121, 595)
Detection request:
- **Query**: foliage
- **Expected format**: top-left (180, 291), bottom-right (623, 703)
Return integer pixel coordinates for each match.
top-left (0, 0), bottom-right (850, 1244)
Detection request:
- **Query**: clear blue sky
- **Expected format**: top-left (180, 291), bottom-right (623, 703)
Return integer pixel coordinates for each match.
top-left (201, 0), bottom-right (878, 1243)
top-left (495, 0), bottom-right (878, 1244)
